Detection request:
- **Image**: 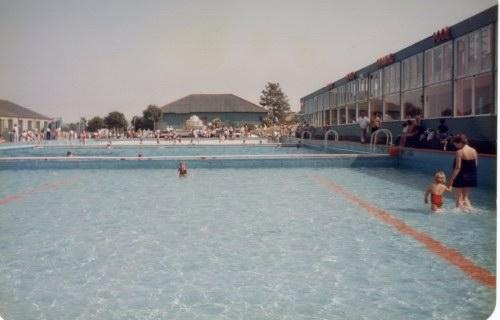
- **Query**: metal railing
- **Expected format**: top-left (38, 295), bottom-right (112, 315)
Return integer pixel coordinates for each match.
top-left (300, 130), bottom-right (313, 140)
top-left (370, 129), bottom-right (393, 152)
top-left (323, 130), bottom-right (339, 148)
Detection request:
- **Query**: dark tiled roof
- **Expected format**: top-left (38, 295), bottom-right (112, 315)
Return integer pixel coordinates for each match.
top-left (161, 94), bottom-right (267, 114)
top-left (0, 99), bottom-right (51, 120)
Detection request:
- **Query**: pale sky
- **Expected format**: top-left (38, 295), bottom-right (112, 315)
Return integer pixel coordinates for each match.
top-left (0, 0), bottom-right (496, 122)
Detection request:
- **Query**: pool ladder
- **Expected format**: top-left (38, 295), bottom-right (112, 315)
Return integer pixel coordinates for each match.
top-left (323, 130), bottom-right (339, 148)
top-left (370, 129), bottom-right (393, 152)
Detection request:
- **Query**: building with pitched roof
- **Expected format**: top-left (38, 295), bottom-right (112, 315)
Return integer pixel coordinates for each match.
top-left (161, 94), bottom-right (267, 129)
top-left (0, 99), bottom-right (51, 138)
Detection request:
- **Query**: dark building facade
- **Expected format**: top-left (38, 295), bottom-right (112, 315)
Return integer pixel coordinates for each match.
top-left (161, 94), bottom-right (267, 129)
top-left (301, 6), bottom-right (497, 151)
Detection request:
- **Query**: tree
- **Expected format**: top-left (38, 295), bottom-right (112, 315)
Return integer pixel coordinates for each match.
top-left (67, 123), bottom-right (78, 131)
top-left (143, 105), bottom-right (162, 131)
top-left (87, 116), bottom-right (105, 132)
top-left (259, 82), bottom-right (291, 125)
top-left (131, 116), bottom-right (145, 131)
top-left (104, 111), bottom-right (128, 131)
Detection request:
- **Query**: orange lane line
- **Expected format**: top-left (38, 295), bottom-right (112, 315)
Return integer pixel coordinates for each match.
top-left (0, 177), bottom-right (78, 206)
top-left (312, 175), bottom-right (496, 288)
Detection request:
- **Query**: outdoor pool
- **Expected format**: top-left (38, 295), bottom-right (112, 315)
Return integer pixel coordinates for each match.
top-left (0, 144), bottom-right (358, 158)
top-left (0, 162), bottom-right (496, 319)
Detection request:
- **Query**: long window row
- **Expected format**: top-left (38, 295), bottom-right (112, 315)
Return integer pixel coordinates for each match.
top-left (305, 24), bottom-right (495, 126)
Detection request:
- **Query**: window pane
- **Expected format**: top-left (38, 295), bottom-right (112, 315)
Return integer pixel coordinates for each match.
top-left (403, 89), bottom-right (423, 119)
top-left (383, 63), bottom-right (400, 95)
top-left (339, 107), bottom-right (346, 124)
top-left (424, 50), bottom-right (433, 85)
top-left (433, 46), bottom-right (442, 82)
top-left (455, 78), bottom-right (473, 116)
top-left (443, 42), bottom-right (452, 81)
top-left (357, 77), bottom-right (368, 101)
top-left (347, 104), bottom-right (356, 124)
top-left (412, 53), bottom-right (423, 89)
top-left (475, 73), bottom-right (494, 115)
top-left (346, 81), bottom-right (356, 104)
top-left (455, 37), bottom-right (467, 77)
top-left (370, 70), bottom-right (382, 97)
top-left (481, 26), bottom-right (493, 72)
top-left (369, 98), bottom-right (383, 119)
top-left (383, 93), bottom-right (401, 121)
top-left (331, 89), bottom-right (337, 107)
top-left (468, 31), bottom-right (481, 75)
top-left (357, 101), bottom-right (369, 118)
top-left (338, 86), bottom-right (345, 105)
top-left (332, 109), bottom-right (338, 125)
top-left (424, 82), bottom-right (452, 118)
top-left (402, 59), bottom-right (410, 91)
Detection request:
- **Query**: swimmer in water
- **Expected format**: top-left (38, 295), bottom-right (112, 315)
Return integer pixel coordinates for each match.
top-left (425, 171), bottom-right (452, 212)
top-left (66, 151), bottom-right (72, 157)
top-left (138, 153), bottom-right (143, 158)
top-left (178, 161), bottom-right (188, 176)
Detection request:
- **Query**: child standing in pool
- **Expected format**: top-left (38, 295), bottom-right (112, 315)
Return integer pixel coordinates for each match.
top-left (425, 171), bottom-right (452, 212)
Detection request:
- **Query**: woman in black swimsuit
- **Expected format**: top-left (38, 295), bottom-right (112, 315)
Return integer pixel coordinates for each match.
top-left (448, 134), bottom-right (478, 211)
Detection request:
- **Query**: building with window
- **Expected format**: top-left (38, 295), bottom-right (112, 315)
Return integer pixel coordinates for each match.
top-left (301, 6), bottom-right (496, 151)
top-left (161, 94), bottom-right (267, 129)
top-left (0, 99), bottom-right (51, 139)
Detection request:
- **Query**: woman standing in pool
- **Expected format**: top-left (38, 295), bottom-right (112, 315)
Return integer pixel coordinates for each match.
top-left (448, 134), bottom-right (478, 211)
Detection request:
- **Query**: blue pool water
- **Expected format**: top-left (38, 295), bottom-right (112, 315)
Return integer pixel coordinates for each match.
top-left (0, 166), bottom-right (495, 320)
top-left (0, 145), bottom-right (354, 158)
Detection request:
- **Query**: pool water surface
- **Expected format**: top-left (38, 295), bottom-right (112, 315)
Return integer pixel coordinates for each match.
top-left (0, 145), bottom-right (354, 158)
top-left (0, 167), bottom-right (495, 319)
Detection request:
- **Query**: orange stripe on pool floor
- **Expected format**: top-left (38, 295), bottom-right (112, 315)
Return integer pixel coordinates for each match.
top-left (312, 175), bottom-right (496, 288)
top-left (0, 177), bottom-right (78, 206)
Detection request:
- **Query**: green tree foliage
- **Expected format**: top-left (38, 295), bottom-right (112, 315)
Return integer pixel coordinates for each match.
top-left (131, 116), bottom-right (145, 130)
top-left (80, 117), bottom-right (87, 130)
top-left (104, 111), bottom-right (128, 131)
top-left (259, 82), bottom-right (291, 125)
top-left (87, 116), bottom-right (106, 132)
top-left (142, 105), bottom-right (162, 131)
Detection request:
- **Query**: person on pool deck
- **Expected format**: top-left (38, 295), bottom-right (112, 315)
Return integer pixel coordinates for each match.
top-left (178, 161), bottom-right (188, 176)
top-left (448, 134), bottom-right (478, 211)
top-left (370, 112), bottom-right (381, 134)
top-left (425, 171), bottom-right (452, 212)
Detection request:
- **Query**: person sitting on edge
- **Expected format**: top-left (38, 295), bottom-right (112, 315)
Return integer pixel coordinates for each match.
top-left (425, 171), bottom-right (452, 212)
top-left (178, 161), bottom-right (188, 176)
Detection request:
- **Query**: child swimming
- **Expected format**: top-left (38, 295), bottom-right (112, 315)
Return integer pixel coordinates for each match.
top-left (178, 161), bottom-right (188, 176)
top-left (425, 171), bottom-right (452, 212)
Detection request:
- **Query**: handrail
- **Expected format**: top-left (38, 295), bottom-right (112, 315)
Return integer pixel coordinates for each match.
top-left (370, 129), bottom-right (393, 152)
top-left (300, 130), bottom-right (313, 140)
top-left (323, 130), bottom-right (339, 147)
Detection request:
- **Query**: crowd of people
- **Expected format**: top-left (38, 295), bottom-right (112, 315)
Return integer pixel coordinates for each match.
top-left (397, 117), bottom-right (452, 150)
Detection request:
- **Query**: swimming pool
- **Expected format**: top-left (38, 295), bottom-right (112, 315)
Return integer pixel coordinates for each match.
top-left (0, 164), bottom-right (495, 319)
top-left (0, 144), bottom-right (357, 158)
